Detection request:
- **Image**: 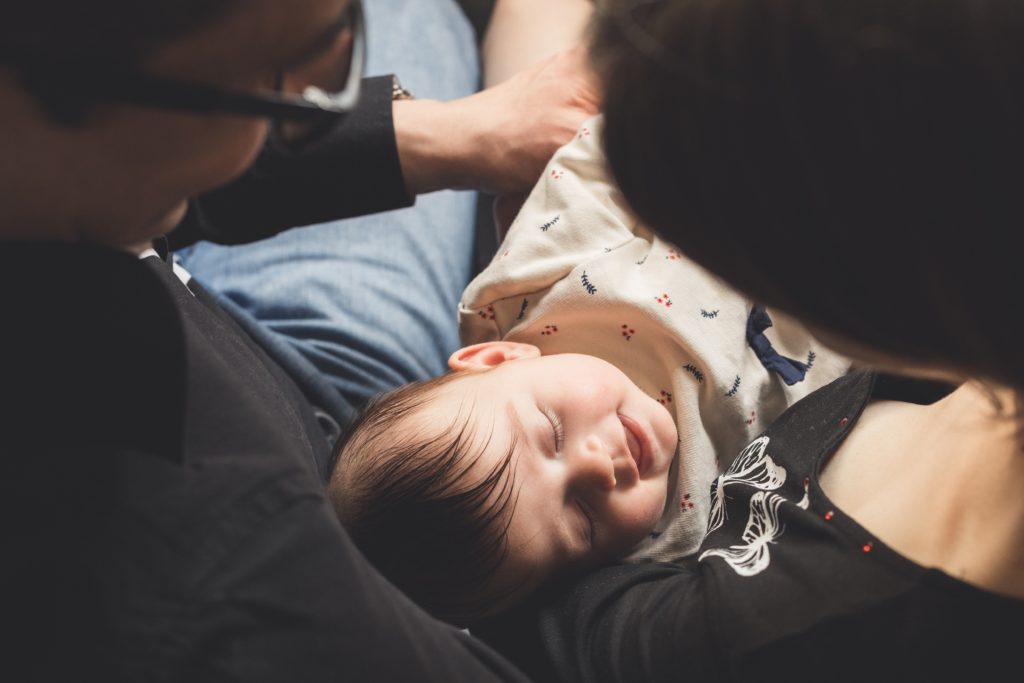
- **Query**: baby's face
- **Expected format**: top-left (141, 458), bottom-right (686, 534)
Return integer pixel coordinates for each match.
top-left (423, 353), bottom-right (678, 604)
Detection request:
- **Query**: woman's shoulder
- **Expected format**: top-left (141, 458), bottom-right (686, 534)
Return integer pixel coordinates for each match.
top-left (757, 369), bottom-right (956, 452)
top-left (755, 370), bottom-right (875, 452)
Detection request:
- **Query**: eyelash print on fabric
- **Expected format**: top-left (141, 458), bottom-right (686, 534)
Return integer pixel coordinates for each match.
top-left (726, 375), bottom-right (742, 397)
top-left (539, 215), bottom-right (561, 232)
top-left (701, 309), bottom-right (720, 319)
top-left (516, 298), bottom-right (529, 321)
top-left (636, 254), bottom-right (649, 266)
top-left (683, 364), bottom-right (705, 383)
top-left (806, 350), bottom-right (816, 369)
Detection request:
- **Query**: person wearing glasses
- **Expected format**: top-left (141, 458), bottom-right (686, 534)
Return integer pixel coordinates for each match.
top-left (474, 1), bottom-right (1024, 681)
top-left (0, 0), bottom-right (596, 679)
top-left (170, 0), bottom-right (600, 472)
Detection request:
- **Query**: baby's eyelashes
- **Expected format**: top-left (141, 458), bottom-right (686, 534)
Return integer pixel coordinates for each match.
top-left (541, 405), bottom-right (565, 453)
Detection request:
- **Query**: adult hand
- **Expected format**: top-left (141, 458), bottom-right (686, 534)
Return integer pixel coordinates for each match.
top-left (394, 44), bottom-right (602, 197)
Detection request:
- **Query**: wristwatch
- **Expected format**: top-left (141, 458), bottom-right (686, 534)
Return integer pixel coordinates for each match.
top-left (391, 75), bottom-right (414, 101)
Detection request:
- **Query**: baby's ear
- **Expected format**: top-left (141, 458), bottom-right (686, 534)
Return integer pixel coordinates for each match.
top-left (448, 341), bottom-right (541, 372)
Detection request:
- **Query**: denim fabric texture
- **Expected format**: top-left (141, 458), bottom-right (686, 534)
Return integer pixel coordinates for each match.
top-left (177, 0), bottom-right (481, 429)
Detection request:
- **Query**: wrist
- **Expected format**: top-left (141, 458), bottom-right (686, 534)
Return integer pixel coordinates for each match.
top-left (393, 99), bottom-right (471, 196)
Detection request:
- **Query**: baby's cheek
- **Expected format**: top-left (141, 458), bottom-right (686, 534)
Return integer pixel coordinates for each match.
top-left (611, 487), bottom-right (665, 548)
top-left (639, 480), bottom-right (669, 523)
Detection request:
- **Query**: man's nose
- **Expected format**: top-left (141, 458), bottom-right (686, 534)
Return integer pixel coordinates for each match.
top-left (569, 435), bottom-right (617, 490)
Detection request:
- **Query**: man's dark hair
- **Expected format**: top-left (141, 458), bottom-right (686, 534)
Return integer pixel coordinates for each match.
top-left (592, 0), bottom-right (1024, 392)
top-left (1, 1), bottom-right (239, 66)
top-left (1, 1), bottom-right (239, 120)
top-left (327, 373), bottom-right (522, 626)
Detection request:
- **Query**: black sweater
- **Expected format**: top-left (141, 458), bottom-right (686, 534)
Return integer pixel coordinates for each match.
top-left (2, 77), bottom-right (530, 682)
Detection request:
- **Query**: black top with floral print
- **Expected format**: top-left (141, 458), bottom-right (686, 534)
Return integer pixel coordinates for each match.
top-left (482, 371), bottom-right (1024, 683)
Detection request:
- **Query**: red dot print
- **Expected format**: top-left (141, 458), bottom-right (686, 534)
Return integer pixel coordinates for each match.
top-left (620, 324), bottom-right (636, 341)
top-left (825, 511), bottom-right (835, 521)
top-left (862, 542), bottom-right (874, 553)
top-left (839, 417), bottom-right (849, 427)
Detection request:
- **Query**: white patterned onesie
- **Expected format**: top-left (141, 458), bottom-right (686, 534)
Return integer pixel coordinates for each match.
top-left (459, 115), bottom-right (850, 562)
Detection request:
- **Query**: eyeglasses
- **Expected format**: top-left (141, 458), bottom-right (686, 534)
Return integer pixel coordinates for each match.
top-left (14, 0), bottom-right (366, 149)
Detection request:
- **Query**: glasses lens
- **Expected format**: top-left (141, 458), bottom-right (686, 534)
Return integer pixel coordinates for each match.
top-left (274, 1), bottom-right (365, 147)
top-left (280, 23), bottom-right (356, 98)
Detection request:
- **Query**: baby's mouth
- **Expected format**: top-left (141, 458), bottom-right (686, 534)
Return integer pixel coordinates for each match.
top-left (618, 414), bottom-right (651, 478)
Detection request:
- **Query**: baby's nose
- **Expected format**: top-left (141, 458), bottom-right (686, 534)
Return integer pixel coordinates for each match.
top-left (576, 435), bottom-right (617, 490)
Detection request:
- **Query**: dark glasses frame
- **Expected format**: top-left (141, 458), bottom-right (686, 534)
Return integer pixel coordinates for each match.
top-left (16, 0), bottom-right (366, 129)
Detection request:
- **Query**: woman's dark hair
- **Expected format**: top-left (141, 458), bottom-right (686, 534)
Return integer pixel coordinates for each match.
top-left (327, 373), bottom-right (521, 626)
top-left (592, 0), bottom-right (1024, 390)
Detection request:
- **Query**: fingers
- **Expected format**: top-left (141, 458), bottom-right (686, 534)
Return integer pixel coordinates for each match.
top-left (394, 40), bottom-right (603, 197)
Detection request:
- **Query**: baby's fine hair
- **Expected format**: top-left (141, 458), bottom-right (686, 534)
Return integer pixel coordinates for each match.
top-left (328, 373), bottom-right (520, 625)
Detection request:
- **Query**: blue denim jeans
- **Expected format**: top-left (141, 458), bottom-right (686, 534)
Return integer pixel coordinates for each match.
top-left (177, 0), bottom-right (480, 432)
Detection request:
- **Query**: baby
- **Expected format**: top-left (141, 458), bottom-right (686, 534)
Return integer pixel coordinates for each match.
top-left (327, 116), bottom-right (849, 625)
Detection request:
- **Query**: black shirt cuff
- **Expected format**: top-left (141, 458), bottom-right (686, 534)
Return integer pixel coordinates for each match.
top-left (169, 75), bottom-right (415, 249)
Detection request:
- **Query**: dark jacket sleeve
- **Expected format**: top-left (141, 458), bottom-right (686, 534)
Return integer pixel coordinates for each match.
top-left (474, 562), bottom-right (711, 683)
top-left (168, 76), bottom-right (415, 249)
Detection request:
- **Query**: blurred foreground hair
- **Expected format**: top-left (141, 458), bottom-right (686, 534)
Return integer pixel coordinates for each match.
top-left (592, 0), bottom-right (1024, 391)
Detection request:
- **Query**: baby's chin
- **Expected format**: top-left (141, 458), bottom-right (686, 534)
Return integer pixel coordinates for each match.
top-left (613, 497), bottom-right (668, 559)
